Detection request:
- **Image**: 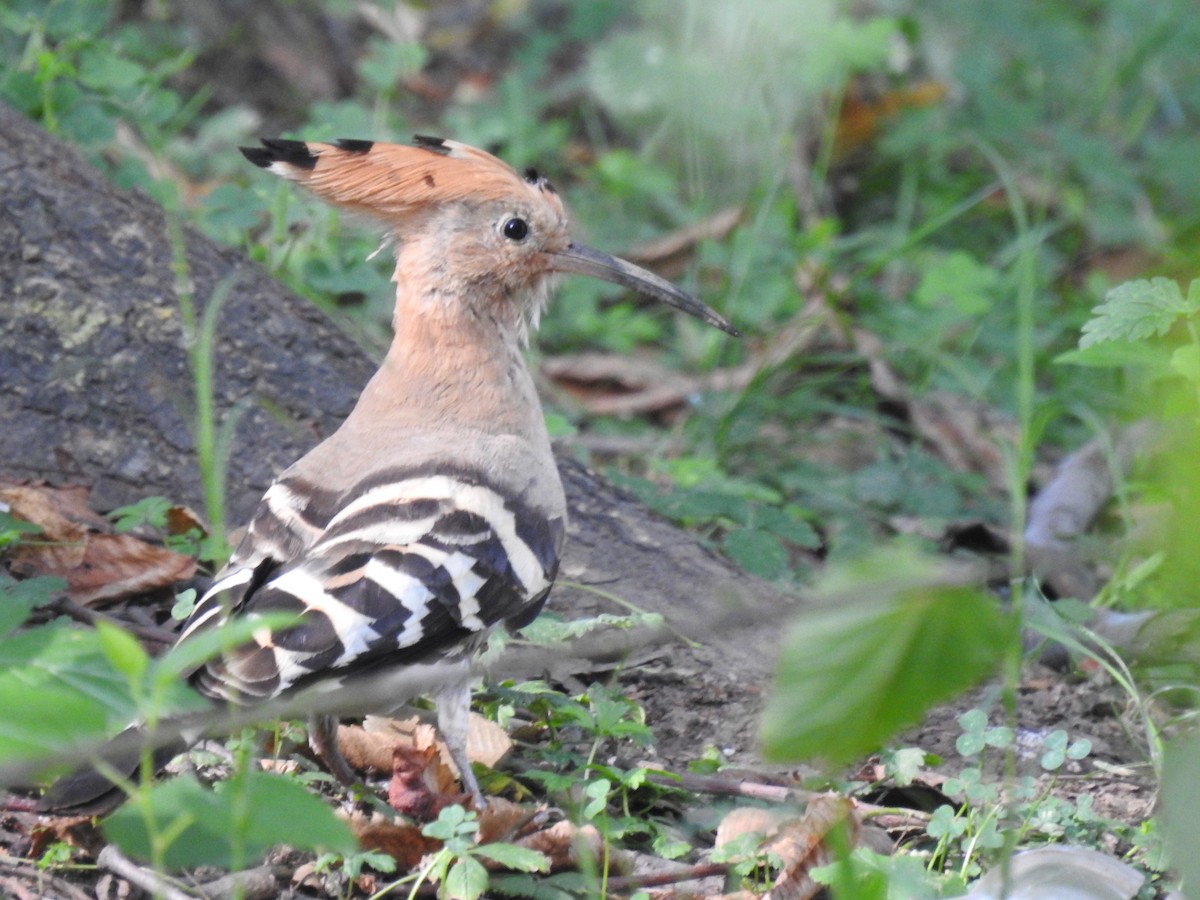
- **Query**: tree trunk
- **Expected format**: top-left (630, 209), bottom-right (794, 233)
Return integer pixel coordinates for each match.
top-left (0, 103), bottom-right (792, 766)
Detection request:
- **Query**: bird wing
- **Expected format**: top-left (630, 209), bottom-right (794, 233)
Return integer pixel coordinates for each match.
top-left (181, 466), bottom-right (564, 703)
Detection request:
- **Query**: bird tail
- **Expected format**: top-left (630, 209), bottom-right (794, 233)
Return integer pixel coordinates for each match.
top-left (36, 730), bottom-right (187, 817)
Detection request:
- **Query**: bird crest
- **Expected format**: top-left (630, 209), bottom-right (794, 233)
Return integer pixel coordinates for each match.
top-left (242, 136), bottom-right (563, 230)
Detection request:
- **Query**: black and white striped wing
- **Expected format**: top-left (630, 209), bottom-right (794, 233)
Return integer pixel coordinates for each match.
top-left (180, 470), bottom-right (564, 703)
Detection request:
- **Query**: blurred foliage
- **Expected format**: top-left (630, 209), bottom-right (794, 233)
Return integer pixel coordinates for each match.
top-left (3, 0), bottom-right (1200, 893)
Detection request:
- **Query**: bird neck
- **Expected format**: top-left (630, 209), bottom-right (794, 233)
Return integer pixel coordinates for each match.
top-left (350, 279), bottom-right (544, 438)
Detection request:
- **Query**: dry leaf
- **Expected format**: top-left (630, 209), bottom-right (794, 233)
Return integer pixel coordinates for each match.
top-left (337, 722), bottom-right (416, 773)
top-left (516, 820), bottom-right (609, 872)
top-left (0, 483), bottom-right (91, 569)
top-left (359, 711), bottom-right (512, 774)
top-left (765, 795), bottom-right (859, 900)
top-left (712, 796), bottom-right (860, 900)
top-left (714, 806), bottom-right (795, 850)
top-left (165, 505), bottom-right (207, 537)
top-left (833, 80), bottom-right (948, 159)
top-left (388, 743), bottom-right (463, 819)
top-left (59, 533), bottom-right (195, 605)
top-left (0, 482), bottom-right (195, 604)
top-left (476, 797), bottom-right (541, 846)
top-left (345, 810), bottom-right (441, 871)
top-left (465, 714), bottom-right (512, 768)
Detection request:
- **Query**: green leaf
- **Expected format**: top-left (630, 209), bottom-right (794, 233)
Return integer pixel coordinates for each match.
top-left (1170, 344), bottom-right (1200, 385)
top-left (1162, 732), bottom-right (1200, 895)
top-left (723, 528), bottom-right (789, 580)
top-left (1055, 339), bottom-right (1170, 371)
top-left (0, 575), bottom-right (65, 635)
top-left (95, 620), bottom-right (149, 685)
top-left (472, 843), bottom-right (550, 873)
top-left (108, 496), bottom-right (172, 533)
top-left (1079, 277), bottom-right (1198, 348)
top-left (913, 249), bottom-right (999, 316)
top-left (583, 778), bottom-right (610, 819)
top-left (103, 771), bottom-right (356, 869)
top-left (761, 552), bottom-right (1011, 765)
top-left (444, 854), bottom-right (489, 900)
top-left (926, 805), bottom-right (966, 840)
top-left (0, 623), bottom-right (137, 761)
top-left (77, 48), bottom-right (147, 92)
top-left (422, 804), bottom-right (478, 841)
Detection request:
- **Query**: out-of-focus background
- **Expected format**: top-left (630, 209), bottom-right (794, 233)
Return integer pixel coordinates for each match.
top-left (4, 0), bottom-right (1199, 574)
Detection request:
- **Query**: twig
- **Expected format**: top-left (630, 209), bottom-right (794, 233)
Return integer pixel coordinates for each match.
top-left (645, 769), bottom-right (799, 803)
top-left (545, 294), bottom-right (833, 418)
top-left (97, 845), bottom-right (195, 900)
top-left (193, 864), bottom-right (285, 900)
top-left (602, 861), bottom-right (729, 893)
top-left (0, 856), bottom-right (93, 900)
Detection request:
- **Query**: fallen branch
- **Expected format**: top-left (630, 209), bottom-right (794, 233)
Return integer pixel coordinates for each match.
top-left (97, 845), bottom-right (195, 900)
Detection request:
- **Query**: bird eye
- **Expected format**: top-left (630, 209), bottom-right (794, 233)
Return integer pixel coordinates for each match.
top-left (502, 217), bottom-right (529, 242)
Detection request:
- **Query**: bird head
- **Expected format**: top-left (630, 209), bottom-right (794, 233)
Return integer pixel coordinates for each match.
top-left (242, 136), bottom-right (739, 339)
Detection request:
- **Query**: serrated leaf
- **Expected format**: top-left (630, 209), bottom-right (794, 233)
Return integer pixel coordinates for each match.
top-left (472, 843), bottom-right (550, 873)
top-left (761, 557), bottom-right (1011, 765)
top-left (103, 771), bottom-right (356, 869)
top-left (444, 854), bottom-right (489, 900)
top-left (1079, 277), bottom-right (1196, 348)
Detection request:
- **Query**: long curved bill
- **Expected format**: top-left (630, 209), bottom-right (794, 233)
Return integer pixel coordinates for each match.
top-left (549, 242), bottom-right (740, 337)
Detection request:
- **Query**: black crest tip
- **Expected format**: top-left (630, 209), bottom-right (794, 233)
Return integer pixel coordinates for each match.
top-left (335, 138), bottom-right (375, 154)
top-left (523, 165), bottom-right (556, 193)
top-left (241, 138), bottom-right (318, 170)
top-left (413, 134), bottom-right (451, 155)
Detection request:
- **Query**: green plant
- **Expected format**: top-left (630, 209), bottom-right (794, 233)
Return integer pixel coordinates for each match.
top-left (313, 848), bottom-right (398, 900)
top-left (760, 545), bottom-right (1016, 766)
top-left (710, 832), bottom-right (784, 894)
top-left (369, 805), bottom-right (547, 900)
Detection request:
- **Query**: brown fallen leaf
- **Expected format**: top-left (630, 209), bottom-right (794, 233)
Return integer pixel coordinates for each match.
top-left (1, 483), bottom-right (91, 570)
top-left (337, 719), bottom-right (424, 773)
top-left (476, 796), bottom-right (543, 846)
top-left (713, 794), bottom-right (859, 900)
top-left (345, 810), bottom-right (442, 871)
top-left (714, 806), bottom-right (796, 850)
top-left (765, 795), bottom-right (859, 900)
top-left (1, 482), bottom-right (195, 605)
top-left (56, 533), bottom-right (196, 606)
top-left (832, 80), bottom-right (948, 160)
top-left (388, 743), bottom-right (464, 820)
top-left (165, 504), bottom-right (207, 538)
top-left (356, 711), bottom-right (512, 773)
top-left (515, 820), bottom-right (610, 873)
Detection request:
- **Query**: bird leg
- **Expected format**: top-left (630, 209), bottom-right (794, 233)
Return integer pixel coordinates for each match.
top-left (434, 677), bottom-right (486, 809)
top-left (308, 714), bottom-right (360, 788)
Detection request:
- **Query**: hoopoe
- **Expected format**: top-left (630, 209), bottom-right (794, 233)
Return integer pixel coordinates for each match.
top-left (42, 136), bottom-right (737, 812)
